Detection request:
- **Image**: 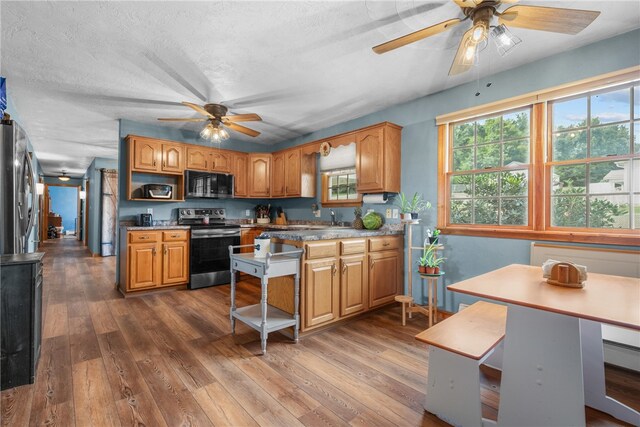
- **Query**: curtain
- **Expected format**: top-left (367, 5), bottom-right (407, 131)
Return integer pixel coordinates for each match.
top-left (100, 169), bottom-right (118, 256)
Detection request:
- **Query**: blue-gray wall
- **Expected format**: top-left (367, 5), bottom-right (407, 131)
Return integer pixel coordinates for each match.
top-left (85, 157), bottom-right (119, 255)
top-left (114, 30), bottom-right (640, 307)
top-left (48, 186), bottom-right (78, 232)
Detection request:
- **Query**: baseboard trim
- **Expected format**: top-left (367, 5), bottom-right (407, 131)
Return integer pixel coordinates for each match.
top-left (604, 341), bottom-right (640, 372)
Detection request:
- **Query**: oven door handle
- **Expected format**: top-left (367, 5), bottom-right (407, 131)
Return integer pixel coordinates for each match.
top-left (192, 234), bottom-right (241, 239)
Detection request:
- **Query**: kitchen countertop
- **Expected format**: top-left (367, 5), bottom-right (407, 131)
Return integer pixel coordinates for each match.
top-left (122, 225), bottom-right (191, 231)
top-left (0, 252), bottom-right (45, 265)
top-left (260, 227), bottom-right (404, 241)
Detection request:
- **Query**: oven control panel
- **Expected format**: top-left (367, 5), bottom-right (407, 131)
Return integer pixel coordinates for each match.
top-left (179, 208), bottom-right (226, 221)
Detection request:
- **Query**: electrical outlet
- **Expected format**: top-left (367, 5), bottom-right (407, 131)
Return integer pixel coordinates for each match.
top-left (245, 209), bottom-right (251, 217)
top-left (385, 208), bottom-right (392, 219)
top-left (146, 208), bottom-right (153, 215)
top-left (314, 209), bottom-right (321, 218)
top-left (392, 209), bottom-right (399, 219)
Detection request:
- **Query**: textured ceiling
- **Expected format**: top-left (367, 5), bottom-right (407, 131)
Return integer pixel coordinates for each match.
top-left (2, 1), bottom-right (639, 177)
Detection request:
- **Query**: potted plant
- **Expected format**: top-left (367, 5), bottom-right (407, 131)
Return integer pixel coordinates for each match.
top-left (428, 228), bottom-right (441, 244)
top-left (419, 242), bottom-right (435, 274)
top-left (431, 254), bottom-right (446, 275)
top-left (255, 204), bottom-right (271, 224)
top-left (395, 192), bottom-right (431, 220)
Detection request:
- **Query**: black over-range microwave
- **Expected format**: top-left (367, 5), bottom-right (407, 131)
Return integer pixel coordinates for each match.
top-left (185, 170), bottom-right (234, 199)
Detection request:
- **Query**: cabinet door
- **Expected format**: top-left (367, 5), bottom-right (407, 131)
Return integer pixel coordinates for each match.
top-left (162, 143), bottom-right (184, 173)
top-left (271, 152), bottom-right (286, 197)
top-left (129, 243), bottom-right (159, 290)
top-left (162, 242), bottom-right (189, 285)
top-left (285, 149), bottom-right (301, 196)
top-left (340, 255), bottom-right (367, 316)
top-left (211, 151), bottom-right (232, 173)
top-left (356, 127), bottom-right (385, 192)
top-left (368, 250), bottom-right (402, 308)
top-left (248, 154), bottom-right (271, 197)
top-left (233, 153), bottom-right (248, 197)
top-left (132, 139), bottom-right (161, 172)
top-left (186, 147), bottom-right (209, 171)
top-left (305, 259), bottom-right (339, 328)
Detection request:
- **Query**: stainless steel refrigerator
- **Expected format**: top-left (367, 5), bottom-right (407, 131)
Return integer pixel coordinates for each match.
top-left (0, 120), bottom-right (37, 254)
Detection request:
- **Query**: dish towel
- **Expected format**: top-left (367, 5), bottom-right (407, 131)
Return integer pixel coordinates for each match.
top-left (542, 259), bottom-right (588, 282)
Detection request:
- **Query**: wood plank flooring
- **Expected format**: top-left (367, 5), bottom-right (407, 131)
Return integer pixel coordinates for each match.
top-left (2, 238), bottom-right (639, 426)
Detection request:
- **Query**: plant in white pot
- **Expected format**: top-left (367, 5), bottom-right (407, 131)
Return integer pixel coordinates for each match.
top-left (395, 192), bottom-right (431, 220)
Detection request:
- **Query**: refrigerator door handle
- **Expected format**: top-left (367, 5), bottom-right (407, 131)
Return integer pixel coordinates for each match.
top-left (24, 152), bottom-right (37, 242)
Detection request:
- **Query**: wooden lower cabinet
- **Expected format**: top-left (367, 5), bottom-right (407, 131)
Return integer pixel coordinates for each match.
top-left (368, 249), bottom-right (403, 308)
top-left (305, 259), bottom-right (339, 327)
top-left (340, 254), bottom-right (367, 316)
top-left (128, 242), bottom-right (159, 290)
top-left (122, 230), bottom-right (189, 293)
top-left (162, 242), bottom-right (189, 285)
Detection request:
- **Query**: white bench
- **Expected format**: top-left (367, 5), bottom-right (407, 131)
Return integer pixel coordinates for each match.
top-left (415, 301), bottom-right (507, 427)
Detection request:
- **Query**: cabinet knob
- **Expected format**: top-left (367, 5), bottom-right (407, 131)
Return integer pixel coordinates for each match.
top-left (153, 160), bottom-right (157, 166)
top-left (342, 263), bottom-right (347, 274)
top-left (171, 234), bottom-right (179, 238)
top-left (152, 248), bottom-right (156, 255)
top-left (370, 259), bottom-right (375, 269)
top-left (140, 236), bottom-right (149, 240)
top-left (383, 242), bottom-right (390, 247)
top-left (163, 161), bottom-right (166, 167)
top-left (332, 263), bottom-right (337, 276)
top-left (164, 248), bottom-right (167, 255)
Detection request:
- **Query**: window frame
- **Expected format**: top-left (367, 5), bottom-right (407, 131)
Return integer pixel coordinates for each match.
top-left (437, 68), bottom-right (640, 246)
top-left (320, 169), bottom-right (362, 207)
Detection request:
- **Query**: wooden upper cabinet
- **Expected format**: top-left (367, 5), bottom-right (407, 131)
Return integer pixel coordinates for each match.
top-left (232, 153), bottom-right (248, 198)
top-left (356, 123), bottom-right (401, 193)
top-left (210, 151), bottom-right (232, 173)
top-left (186, 146), bottom-right (209, 171)
top-left (161, 143), bottom-right (184, 174)
top-left (271, 152), bottom-right (286, 197)
top-left (131, 138), bottom-right (161, 172)
top-left (248, 154), bottom-right (271, 197)
top-left (285, 149), bottom-right (301, 196)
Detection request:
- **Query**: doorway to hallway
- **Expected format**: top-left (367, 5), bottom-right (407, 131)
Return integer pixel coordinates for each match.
top-left (43, 184), bottom-right (80, 241)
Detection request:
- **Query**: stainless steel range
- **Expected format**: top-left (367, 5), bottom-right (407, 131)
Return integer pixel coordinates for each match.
top-left (178, 208), bottom-right (240, 289)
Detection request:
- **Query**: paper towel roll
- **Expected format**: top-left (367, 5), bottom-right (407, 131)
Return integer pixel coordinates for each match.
top-left (362, 193), bottom-right (388, 204)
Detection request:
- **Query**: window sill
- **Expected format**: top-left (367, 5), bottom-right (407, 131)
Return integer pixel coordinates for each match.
top-left (440, 226), bottom-right (639, 247)
top-left (321, 200), bottom-right (362, 208)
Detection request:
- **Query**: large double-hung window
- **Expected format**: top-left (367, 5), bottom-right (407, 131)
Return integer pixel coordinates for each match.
top-left (438, 68), bottom-right (639, 245)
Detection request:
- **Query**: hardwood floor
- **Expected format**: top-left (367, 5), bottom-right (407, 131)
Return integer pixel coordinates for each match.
top-left (2, 238), bottom-right (639, 426)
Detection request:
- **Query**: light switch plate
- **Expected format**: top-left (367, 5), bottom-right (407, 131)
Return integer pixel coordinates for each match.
top-left (245, 209), bottom-right (251, 217)
top-left (146, 208), bottom-right (153, 215)
top-left (392, 209), bottom-right (399, 219)
top-left (385, 208), bottom-right (392, 219)
top-left (314, 210), bottom-right (321, 218)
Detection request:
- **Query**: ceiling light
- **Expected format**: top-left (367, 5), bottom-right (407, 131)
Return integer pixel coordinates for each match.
top-left (462, 43), bottom-right (477, 65)
top-left (200, 122), bottom-right (230, 142)
top-left (58, 171), bottom-right (70, 181)
top-left (490, 24), bottom-right (521, 56)
top-left (471, 23), bottom-right (487, 43)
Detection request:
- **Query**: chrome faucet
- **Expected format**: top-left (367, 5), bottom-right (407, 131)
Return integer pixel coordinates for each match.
top-left (330, 209), bottom-right (336, 226)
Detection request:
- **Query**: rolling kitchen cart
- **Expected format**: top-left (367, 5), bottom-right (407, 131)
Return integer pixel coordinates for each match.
top-left (228, 245), bottom-right (304, 354)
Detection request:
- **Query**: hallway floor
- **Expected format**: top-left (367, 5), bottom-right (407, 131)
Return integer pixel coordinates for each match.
top-left (1, 238), bottom-right (638, 426)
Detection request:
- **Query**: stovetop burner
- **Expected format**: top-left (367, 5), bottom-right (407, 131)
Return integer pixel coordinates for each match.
top-left (177, 207), bottom-right (240, 229)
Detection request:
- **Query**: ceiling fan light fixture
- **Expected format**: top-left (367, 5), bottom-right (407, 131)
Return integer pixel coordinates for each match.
top-left (201, 122), bottom-right (230, 142)
top-left (470, 22), bottom-right (488, 43)
top-left (58, 171), bottom-right (70, 181)
top-left (491, 24), bottom-right (521, 56)
top-left (462, 43), bottom-right (477, 65)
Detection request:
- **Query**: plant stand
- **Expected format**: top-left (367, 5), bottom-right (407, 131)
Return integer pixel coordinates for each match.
top-left (228, 245), bottom-right (304, 354)
top-left (395, 219), bottom-right (443, 326)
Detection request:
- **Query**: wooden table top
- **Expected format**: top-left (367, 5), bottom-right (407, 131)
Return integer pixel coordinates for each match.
top-left (447, 264), bottom-right (640, 331)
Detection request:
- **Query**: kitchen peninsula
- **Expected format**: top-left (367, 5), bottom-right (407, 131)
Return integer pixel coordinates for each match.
top-left (259, 226), bottom-right (405, 332)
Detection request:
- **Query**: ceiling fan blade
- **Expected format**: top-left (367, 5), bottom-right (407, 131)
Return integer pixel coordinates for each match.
top-left (449, 27), bottom-right (475, 76)
top-left (372, 18), bottom-right (462, 54)
top-left (452, 0), bottom-right (482, 8)
top-left (499, 5), bottom-right (600, 35)
top-left (157, 118), bottom-right (207, 122)
top-left (182, 101), bottom-right (213, 117)
top-left (221, 113), bottom-right (262, 122)
top-left (225, 122), bottom-right (261, 137)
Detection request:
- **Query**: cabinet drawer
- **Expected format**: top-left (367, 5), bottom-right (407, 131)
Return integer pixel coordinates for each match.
top-left (305, 241), bottom-right (337, 260)
top-left (162, 230), bottom-right (188, 242)
top-left (129, 231), bottom-right (159, 243)
top-left (340, 239), bottom-right (366, 255)
top-left (368, 236), bottom-right (402, 252)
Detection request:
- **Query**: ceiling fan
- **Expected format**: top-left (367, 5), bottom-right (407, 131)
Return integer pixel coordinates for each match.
top-left (372, 0), bottom-right (601, 76)
top-left (158, 102), bottom-right (262, 142)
